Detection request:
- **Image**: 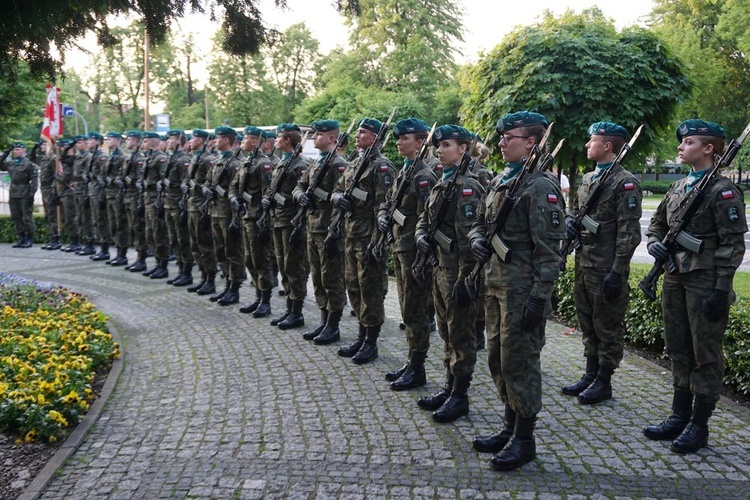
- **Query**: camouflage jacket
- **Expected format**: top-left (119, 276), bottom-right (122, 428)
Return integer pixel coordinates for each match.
top-left (265, 153), bottom-right (308, 228)
top-left (163, 149), bottom-right (190, 208)
top-left (0, 156), bottom-right (38, 198)
top-left (229, 152), bottom-right (274, 220)
top-left (293, 151), bottom-right (348, 233)
top-left (204, 150), bottom-right (240, 218)
top-left (186, 150), bottom-right (215, 212)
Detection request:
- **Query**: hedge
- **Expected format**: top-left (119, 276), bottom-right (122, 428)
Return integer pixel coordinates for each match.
top-left (0, 214), bottom-right (56, 244)
top-left (640, 180), bottom-right (674, 195)
top-left (553, 263), bottom-right (750, 395)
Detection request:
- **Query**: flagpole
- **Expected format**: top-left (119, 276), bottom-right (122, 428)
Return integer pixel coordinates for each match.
top-left (144, 30), bottom-right (150, 130)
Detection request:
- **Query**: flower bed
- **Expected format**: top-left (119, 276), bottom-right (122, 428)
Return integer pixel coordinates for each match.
top-left (0, 273), bottom-right (119, 443)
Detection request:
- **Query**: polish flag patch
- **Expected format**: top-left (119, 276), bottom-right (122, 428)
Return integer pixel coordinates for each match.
top-left (624, 182), bottom-right (635, 190)
top-left (721, 190), bottom-right (734, 199)
top-left (462, 188), bottom-right (473, 196)
top-left (263, 164), bottom-right (272, 171)
top-left (338, 165), bottom-right (346, 172)
top-left (380, 165), bottom-right (390, 172)
top-left (419, 179), bottom-right (430, 188)
top-left (547, 193), bottom-right (558, 203)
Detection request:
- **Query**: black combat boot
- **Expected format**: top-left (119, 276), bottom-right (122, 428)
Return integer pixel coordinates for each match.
top-left (671, 395), bottom-right (714, 454)
top-left (432, 375), bottom-right (471, 423)
top-left (196, 271), bottom-right (217, 295)
top-left (475, 320), bottom-right (486, 351)
top-left (188, 271), bottom-right (207, 293)
top-left (562, 356), bottom-right (599, 396)
top-left (149, 259), bottom-right (169, 279)
top-left (391, 351), bottom-right (427, 391)
top-left (110, 247), bottom-right (129, 266)
top-left (218, 281), bottom-right (241, 306)
top-left (252, 289), bottom-right (273, 318)
top-left (643, 388), bottom-right (693, 441)
top-left (172, 263), bottom-right (193, 286)
top-left (91, 243), bottom-right (110, 261)
top-left (338, 323), bottom-right (365, 357)
top-left (128, 251), bottom-right (148, 272)
top-left (209, 280), bottom-right (230, 302)
top-left (314, 310), bottom-right (342, 345)
top-left (578, 364), bottom-right (614, 404)
top-left (303, 308), bottom-right (329, 340)
top-left (42, 239), bottom-right (51, 249)
top-left (278, 299), bottom-right (304, 329)
top-left (240, 288), bottom-right (262, 314)
top-left (473, 404), bottom-right (516, 453)
top-left (12, 233), bottom-right (25, 248)
top-left (19, 236), bottom-right (33, 248)
top-left (46, 236), bottom-right (62, 250)
top-left (142, 259), bottom-right (160, 277)
top-left (491, 414), bottom-right (537, 471)
top-left (417, 369), bottom-right (454, 411)
top-left (77, 243), bottom-right (96, 256)
top-left (270, 299), bottom-right (292, 326)
top-left (428, 304), bottom-right (436, 332)
top-left (352, 326), bottom-right (379, 364)
top-left (166, 262), bottom-right (183, 284)
top-left (62, 236), bottom-right (80, 253)
top-left (385, 358), bottom-right (409, 382)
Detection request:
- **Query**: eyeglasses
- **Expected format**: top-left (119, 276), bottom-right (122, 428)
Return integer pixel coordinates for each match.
top-left (500, 134), bottom-right (530, 143)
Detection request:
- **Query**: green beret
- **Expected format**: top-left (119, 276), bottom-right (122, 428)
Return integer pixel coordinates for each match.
top-left (167, 129), bottom-right (185, 137)
top-left (159, 134), bottom-right (167, 141)
top-left (588, 121), bottom-right (628, 139)
top-left (392, 118), bottom-right (429, 137)
top-left (12, 141), bottom-right (25, 148)
top-left (208, 133), bottom-right (216, 140)
top-left (214, 126), bottom-right (237, 137)
top-left (264, 130), bottom-right (277, 139)
top-left (88, 132), bottom-right (104, 141)
top-left (58, 139), bottom-right (74, 147)
top-left (277, 123), bottom-right (301, 133)
top-left (192, 129), bottom-right (209, 139)
top-left (142, 131), bottom-right (161, 139)
top-left (359, 118), bottom-right (384, 134)
top-left (244, 126), bottom-right (265, 137)
top-left (106, 132), bottom-right (123, 139)
top-left (311, 120), bottom-right (340, 132)
top-left (496, 111), bottom-right (549, 134)
top-left (125, 130), bottom-right (142, 139)
top-left (676, 119), bottom-right (725, 142)
top-left (432, 124), bottom-right (473, 147)
top-left (74, 135), bottom-right (88, 142)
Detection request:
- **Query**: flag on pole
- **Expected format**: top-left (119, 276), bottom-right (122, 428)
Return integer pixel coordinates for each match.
top-left (41, 84), bottom-right (62, 141)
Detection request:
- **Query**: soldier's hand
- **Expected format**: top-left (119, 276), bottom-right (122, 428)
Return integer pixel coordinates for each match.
top-left (230, 197), bottom-right (241, 213)
top-left (295, 192), bottom-right (312, 209)
top-left (647, 241), bottom-right (669, 261)
top-left (416, 234), bottom-right (432, 254)
top-left (82, 174), bottom-right (89, 183)
top-left (156, 180), bottom-right (164, 192)
top-left (602, 270), bottom-right (623, 301)
top-left (565, 216), bottom-right (579, 241)
top-left (135, 180), bottom-right (144, 191)
top-left (471, 237), bottom-right (491, 264)
top-left (202, 186), bottom-right (215, 200)
top-left (331, 192), bottom-right (351, 212)
top-left (261, 196), bottom-right (272, 210)
top-left (180, 183), bottom-right (189, 194)
top-left (520, 295), bottom-right (546, 330)
top-left (114, 178), bottom-right (125, 188)
top-left (377, 213), bottom-right (390, 234)
top-left (97, 179), bottom-right (106, 189)
top-left (703, 289), bottom-right (729, 322)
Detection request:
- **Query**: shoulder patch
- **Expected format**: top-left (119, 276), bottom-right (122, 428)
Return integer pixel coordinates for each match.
top-left (383, 173), bottom-right (392, 187)
top-left (721, 189), bottom-right (734, 200)
top-left (379, 164), bottom-right (390, 172)
top-left (263, 164), bottom-right (272, 171)
top-left (462, 187), bottom-right (473, 197)
top-left (624, 182), bottom-right (635, 190)
top-left (419, 179), bottom-right (430, 188)
top-left (727, 206), bottom-right (740, 223)
top-left (463, 204), bottom-right (475, 219)
top-left (338, 165), bottom-right (346, 172)
top-left (547, 193), bottom-right (558, 203)
top-left (627, 197), bottom-right (637, 210)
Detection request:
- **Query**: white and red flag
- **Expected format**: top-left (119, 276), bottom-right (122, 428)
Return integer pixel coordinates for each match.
top-left (41, 84), bottom-right (62, 141)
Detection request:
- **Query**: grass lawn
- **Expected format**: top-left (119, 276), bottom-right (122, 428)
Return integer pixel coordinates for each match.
top-left (630, 263), bottom-right (750, 300)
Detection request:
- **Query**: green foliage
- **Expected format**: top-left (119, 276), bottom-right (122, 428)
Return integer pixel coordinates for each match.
top-left (553, 263), bottom-right (750, 394)
top-left (641, 180), bottom-right (674, 194)
top-left (0, 63), bottom-right (47, 147)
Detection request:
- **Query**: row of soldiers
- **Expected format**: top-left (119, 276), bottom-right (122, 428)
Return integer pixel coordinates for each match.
top-left (4, 112), bottom-right (745, 472)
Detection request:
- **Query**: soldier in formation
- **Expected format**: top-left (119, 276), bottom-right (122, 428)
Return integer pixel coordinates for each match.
top-left (1, 142), bottom-right (38, 247)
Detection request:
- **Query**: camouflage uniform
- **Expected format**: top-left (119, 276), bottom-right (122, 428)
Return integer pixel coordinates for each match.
top-left (103, 148), bottom-right (128, 251)
top-left (89, 148), bottom-right (111, 247)
top-left (35, 150), bottom-right (59, 242)
top-left (163, 149), bottom-right (192, 269)
top-left (186, 149), bottom-right (217, 277)
top-left (73, 150), bottom-right (93, 245)
top-left (121, 149), bottom-right (147, 258)
top-left (142, 149), bottom-right (169, 263)
top-left (1, 154), bottom-right (38, 241)
top-left (57, 150), bottom-right (79, 246)
top-left (204, 151), bottom-right (243, 283)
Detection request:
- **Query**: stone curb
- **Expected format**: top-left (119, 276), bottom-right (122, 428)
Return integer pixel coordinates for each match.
top-left (18, 321), bottom-right (125, 500)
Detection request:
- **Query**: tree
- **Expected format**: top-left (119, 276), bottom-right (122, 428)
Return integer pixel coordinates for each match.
top-left (1, 0), bottom-right (360, 83)
top-left (460, 8), bottom-right (690, 199)
top-left (0, 64), bottom-right (47, 147)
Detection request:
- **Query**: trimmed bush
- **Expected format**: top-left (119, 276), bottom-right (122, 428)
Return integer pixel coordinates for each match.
top-left (640, 180), bottom-right (674, 195)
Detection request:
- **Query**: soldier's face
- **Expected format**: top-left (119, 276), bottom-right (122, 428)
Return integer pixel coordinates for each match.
top-left (87, 138), bottom-right (97, 149)
top-left (125, 137), bottom-right (138, 150)
top-left (189, 136), bottom-right (203, 150)
top-left (355, 128), bottom-right (376, 149)
top-left (241, 135), bottom-right (255, 152)
top-left (215, 135), bottom-right (231, 151)
top-left (498, 131), bottom-right (532, 163)
top-left (396, 134), bottom-right (421, 158)
top-left (678, 137), bottom-right (711, 166)
top-left (263, 138), bottom-right (274, 151)
top-left (12, 147), bottom-right (25, 158)
top-left (585, 135), bottom-right (611, 164)
top-left (437, 140), bottom-right (464, 166)
top-left (275, 134), bottom-right (292, 152)
top-left (76, 141), bottom-right (87, 151)
top-left (313, 131), bottom-right (334, 150)
top-left (166, 136), bottom-right (178, 150)
top-left (107, 137), bottom-right (119, 150)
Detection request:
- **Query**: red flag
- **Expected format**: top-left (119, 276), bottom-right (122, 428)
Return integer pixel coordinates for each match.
top-left (41, 84), bottom-right (62, 141)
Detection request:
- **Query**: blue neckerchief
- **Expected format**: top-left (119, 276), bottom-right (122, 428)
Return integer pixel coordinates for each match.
top-left (13, 157), bottom-right (23, 163)
top-left (402, 159), bottom-right (415, 171)
top-left (193, 149), bottom-right (203, 157)
top-left (686, 168), bottom-right (709, 192)
top-left (593, 161), bottom-right (614, 181)
top-left (500, 161), bottom-right (524, 185)
top-left (318, 151), bottom-right (330, 166)
top-left (282, 151), bottom-right (293, 160)
top-left (442, 165), bottom-right (457, 181)
top-left (109, 148), bottom-right (119, 158)
top-left (220, 150), bottom-right (232, 159)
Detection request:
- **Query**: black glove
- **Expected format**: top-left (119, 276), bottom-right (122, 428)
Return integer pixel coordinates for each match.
top-left (97, 179), bottom-right (106, 189)
top-left (647, 241), bottom-right (670, 261)
top-left (416, 234), bottom-right (432, 254)
top-left (135, 180), bottom-right (144, 191)
top-left (202, 186), bottom-right (214, 200)
top-left (377, 213), bottom-right (390, 234)
top-left (471, 236), bottom-right (490, 264)
top-left (230, 197), bottom-right (241, 213)
top-left (566, 216), bottom-right (579, 241)
top-left (521, 295), bottom-right (546, 330)
top-left (296, 192), bottom-right (312, 208)
top-left (156, 180), bottom-right (164, 192)
top-left (261, 196), bottom-right (272, 210)
top-left (602, 270), bottom-right (623, 301)
top-left (114, 178), bottom-right (125, 188)
top-left (180, 183), bottom-right (189, 194)
top-left (331, 192), bottom-right (352, 212)
top-left (703, 289), bottom-right (729, 322)
top-left (82, 174), bottom-right (89, 183)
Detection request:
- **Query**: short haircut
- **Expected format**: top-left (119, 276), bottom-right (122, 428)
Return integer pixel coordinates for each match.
top-left (280, 130), bottom-right (302, 149)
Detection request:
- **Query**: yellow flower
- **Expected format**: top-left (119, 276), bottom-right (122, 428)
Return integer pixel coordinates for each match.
top-left (24, 429), bottom-right (38, 442)
top-left (48, 410), bottom-right (68, 426)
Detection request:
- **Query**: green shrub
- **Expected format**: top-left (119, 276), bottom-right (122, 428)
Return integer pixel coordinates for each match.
top-left (553, 262), bottom-right (750, 395)
top-left (0, 214), bottom-right (54, 243)
top-left (640, 180), bottom-right (674, 194)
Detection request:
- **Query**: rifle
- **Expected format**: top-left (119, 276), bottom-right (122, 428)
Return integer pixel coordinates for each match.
top-left (199, 144), bottom-right (242, 224)
top-left (346, 149), bottom-right (360, 162)
top-left (82, 145), bottom-right (99, 209)
top-left (639, 120), bottom-right (750, 301)
top-left (118, 137), bottom-right (143, 204)
top-left (370, 122), bottom-right (437, 264)
top-left (560, 124), bottom-right (644, 271)
top-left (256, 131), bottom-right (311, 242)
top-left (324, 108), bottom-right (397, 252)
top-left (411, 134), bottom-right (479, 289)
top-left (229, 133), bottom-right (265, 238)
top-left (289, 118), bottom-right (358, 243)
top-left (379, 131), bottom-right (391, 153)
top-left (463, 130), bottom-right (559, 300)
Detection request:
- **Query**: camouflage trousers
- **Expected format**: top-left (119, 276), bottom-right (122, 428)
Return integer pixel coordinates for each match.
top-left (59, 195), bottom-right (78, 240)
top-left (574, 265), bottom-right (628, 369)
top-left (9, 197), bottom-right (34, 237)
top-left (243, 218), bottom-right (273, 291)
top-left (41, 188), bottom-right (58, 238)
top-left (663, 269), bottom-right (729, 403)
top-left (165, 206), bottom-right (192, 266)
top-left (75, 193), bottom-right (92, 244)
top-left (485, 284), bottom-right (547, 417)
top-left (90, 192), bottom-right (110, 244)
top-left (393, 250), bottom-right (430, 354)
top-left (273, 225), bottom-right (308, 301)
top-left (345, 235), bottom-right (386, 327)
top-left (125, 198), bottom-right (146, 253)
top-left (212, 216), bottom-right (245, 283)
top-left (308, 232), bottom-right (346, 313)
top-left (432, 265), bottom-right (476, 379)
top-left (188, 210), bottom-right (215, 274)
top-left (106, 196), bottom-right (129, 249)
top-left (145, 205), bottom-right (169, 260)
